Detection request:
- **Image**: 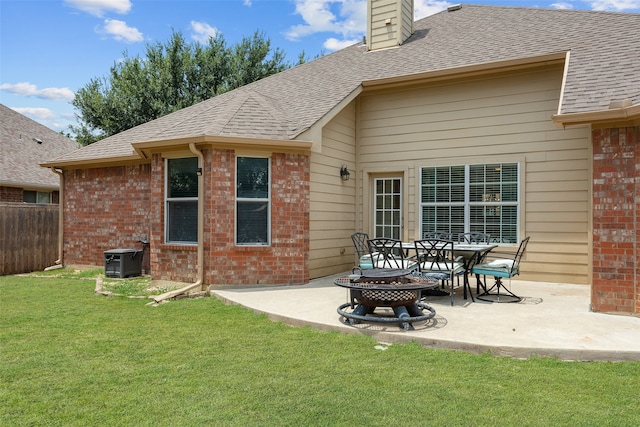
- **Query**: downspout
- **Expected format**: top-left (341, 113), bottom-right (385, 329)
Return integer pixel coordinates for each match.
top-left (151, 143), bottom-right (205, 303)
top-left (45, 168), bottom-right (64, 271)
top-left (189, 142), bottom-right (205, 290)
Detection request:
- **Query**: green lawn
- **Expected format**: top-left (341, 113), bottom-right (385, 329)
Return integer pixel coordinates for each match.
top-left (1, 270), bottom-right (639, 426)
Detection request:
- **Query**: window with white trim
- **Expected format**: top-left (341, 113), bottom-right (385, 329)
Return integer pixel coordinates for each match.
top-left (236, 156), bottom-right (270, 245)
top-left (165, 157), bottom-right (198, 243)
top-left (420, 163), bottom-right (519, 243)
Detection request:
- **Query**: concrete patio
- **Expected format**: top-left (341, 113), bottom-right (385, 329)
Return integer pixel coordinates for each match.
top-left (212, 274), bottom-right (640, 362)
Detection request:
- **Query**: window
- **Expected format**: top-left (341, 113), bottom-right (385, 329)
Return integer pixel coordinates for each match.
top-left (165, 157), bottom-right (198, 243)
top-left (236, 157), bottom-right (270, 245)
top-left (23, 191), bottom-right (51, 204)
top-left (420, 163), bottom-right (519, 243)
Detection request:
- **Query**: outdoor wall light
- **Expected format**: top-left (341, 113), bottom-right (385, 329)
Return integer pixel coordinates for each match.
top-left (196, 167), bottom-right (203, 176)
top-left (340, 165), bottom-right (350, 181)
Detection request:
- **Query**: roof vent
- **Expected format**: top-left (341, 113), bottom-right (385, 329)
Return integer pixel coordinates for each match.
top-left (448, 4), bottom-right (462, 12)
top-left (33, 137), bottom-right (43, 144)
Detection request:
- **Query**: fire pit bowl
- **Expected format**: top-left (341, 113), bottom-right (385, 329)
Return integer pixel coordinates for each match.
top-left (334, 269), bottom-right (439, 330)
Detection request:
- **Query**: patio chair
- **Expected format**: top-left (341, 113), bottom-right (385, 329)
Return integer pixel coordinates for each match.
top-left (367, 238), bottom-right (417, 270)
top-left (458, 232), bottom-right (492, 293)
top-left (414, 239), bottom-right (465, 306)
top-left (472, 236), bottom-right (530, 303)
top-left (351, 232), bottom-right (375, 269)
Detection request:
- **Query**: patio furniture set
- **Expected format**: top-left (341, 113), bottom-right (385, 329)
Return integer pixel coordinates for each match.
top-left (335, 232), bottom-right (530, 329)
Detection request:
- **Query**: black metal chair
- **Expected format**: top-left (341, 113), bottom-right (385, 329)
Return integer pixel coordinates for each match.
top-left (414, 239), bottom-right (465, 306)
top-left (367, 238), bottom-right (416, 270)
top-left (351, 232), bottom-right (370, 257)
top-left (472, 237), bottom-right (530, 303)
top-left (352, 232), bottom-right (383, 270)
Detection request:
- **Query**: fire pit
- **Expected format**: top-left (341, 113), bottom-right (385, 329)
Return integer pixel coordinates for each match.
top-left (334, 269), bottom-right (439, 330)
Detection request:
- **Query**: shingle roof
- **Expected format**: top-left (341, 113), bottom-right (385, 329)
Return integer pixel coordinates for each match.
top-left (0, 104), bottom-right (78, 188)
top-left (46, 5), bottom-right (640, 166)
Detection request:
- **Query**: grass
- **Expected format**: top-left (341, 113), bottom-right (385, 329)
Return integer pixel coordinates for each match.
top-left (1, 270), bottom-right (639, 426)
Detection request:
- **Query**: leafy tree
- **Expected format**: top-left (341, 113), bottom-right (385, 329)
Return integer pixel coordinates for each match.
top-left (71, 30), bottom-right (293, 146)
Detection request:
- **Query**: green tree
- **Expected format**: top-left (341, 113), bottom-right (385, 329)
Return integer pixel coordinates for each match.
top-left (71, 30), bottom-right (293, 146)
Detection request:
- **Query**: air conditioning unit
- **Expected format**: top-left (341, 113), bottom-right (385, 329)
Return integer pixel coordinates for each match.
top-left (104, 248), bottom-right (142, 278)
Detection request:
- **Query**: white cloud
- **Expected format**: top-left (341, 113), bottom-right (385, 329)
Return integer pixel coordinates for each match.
top-left (286, 0), bottom-right (451, 51)
top-left (323, 37), bottom-right (361, 50)
top-left (12, 108), bottom-right (74, 132)
top-left (550, 2), bottom-right (574, 9)
top-left (285, 0), bottom-right (366, 41)
top-left (190, 21), bottom-right (219, 44)
top-left (12, 107), bottom-right (58, 121)
top-left (101, 19), bottom-right (143, 43)
top-left (243, 0), bottom-right (252, 6)
top-left (0, 82), bottom-right (75, 101)
top-left (414, 0), bottom-right (453, 20)
top-left (588, 0), bottom-right (640, 10)
top-left (64, 0), bottom-right (132, 17)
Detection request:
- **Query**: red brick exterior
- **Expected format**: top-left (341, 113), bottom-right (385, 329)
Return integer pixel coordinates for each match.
top-left (149, 149), bottom-right (310, 285)
top-left (0, 186), bottom-right (23, 202)
top-left (591, 125), bottom-right (639, 315)
top-left (63, 165), bottom-right (152, 272)
top-left (64, 148), bottom-right (309, 286)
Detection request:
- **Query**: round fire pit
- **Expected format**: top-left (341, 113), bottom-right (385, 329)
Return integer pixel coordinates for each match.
top-left (334, 269), bottom-right (439, 330)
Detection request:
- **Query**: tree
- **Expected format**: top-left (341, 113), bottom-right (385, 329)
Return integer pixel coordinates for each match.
top-left (71, 30), bottom-right (293, 146)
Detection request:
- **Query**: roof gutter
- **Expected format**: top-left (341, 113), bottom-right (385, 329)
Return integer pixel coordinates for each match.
top-left (552, 102), bottom-right (640, 128)
top-left (133, 135), bottom-right (313, 160)
top-left (361, 52), bottom-right (568, 88)
top-left (150, 143), bottom-right (205, 304)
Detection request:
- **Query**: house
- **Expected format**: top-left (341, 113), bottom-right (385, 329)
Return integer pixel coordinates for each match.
top-left (1, 103), bottom-right (78, 203)
top-left (42, 3), bottom-right (639, 315)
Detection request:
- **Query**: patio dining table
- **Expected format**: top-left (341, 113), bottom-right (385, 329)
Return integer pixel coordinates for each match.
top-left (450, 243), bottom-right (498, 300)
top-left (365, 239), bottom-right (497, 301)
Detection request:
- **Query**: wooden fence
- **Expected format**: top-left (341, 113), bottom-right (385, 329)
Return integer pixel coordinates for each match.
top-left (0, 202), bottom-right (59, 275)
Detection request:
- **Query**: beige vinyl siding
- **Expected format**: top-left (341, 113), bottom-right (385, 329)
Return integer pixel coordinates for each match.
top-left (308, 101), bottom-right (357, 279)
top-left (357, 64), bottom-right (591, 284)
top-left (400, 0), bottom-right (413, 43)
top-left (368, 0), bottom-right (410, 51)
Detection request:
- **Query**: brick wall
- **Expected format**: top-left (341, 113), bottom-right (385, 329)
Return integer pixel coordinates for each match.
top-left (0, 186), bottom-right (23, 202)
top-left (591, 125), bottom-right (639, 315)
top-left (63, 164), bottom-right (152, 272)
top-left (63, 149), bottom-right (309, 286)
top-left (150, 149), bottom-right (310, 286)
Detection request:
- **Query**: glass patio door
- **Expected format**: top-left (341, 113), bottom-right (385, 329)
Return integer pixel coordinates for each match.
top-left (374, 177), bottom-right (402, 239)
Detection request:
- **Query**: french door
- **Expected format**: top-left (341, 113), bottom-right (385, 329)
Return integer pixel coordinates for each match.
top-left (373, 177), bottom-right (402, 239)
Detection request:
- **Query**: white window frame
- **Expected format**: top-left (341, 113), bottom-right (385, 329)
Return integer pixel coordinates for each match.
top-left (165, 157), bottom-right (199, 244)
top-left (419, 163), bottom-right (520, 244)
top-left (235, 156), bottom-right (271, 246)
top-left (373, 177), bottom-right (403, 239)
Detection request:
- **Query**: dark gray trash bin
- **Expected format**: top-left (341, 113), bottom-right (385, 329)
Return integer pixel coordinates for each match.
top-left (104, 248), bottom-right (142, 278)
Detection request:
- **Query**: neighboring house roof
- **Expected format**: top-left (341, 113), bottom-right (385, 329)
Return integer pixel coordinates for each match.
top-left (1, 104), bottom-right (78, 189)
top-left (44, 5), bottom-right (640, 167)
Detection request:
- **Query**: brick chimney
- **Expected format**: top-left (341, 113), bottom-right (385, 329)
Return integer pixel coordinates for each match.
top-left (367, 0), bottom-right (414, 51)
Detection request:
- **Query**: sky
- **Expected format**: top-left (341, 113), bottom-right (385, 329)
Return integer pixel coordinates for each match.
top-left (1, 0), bottom-right (639, 135)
